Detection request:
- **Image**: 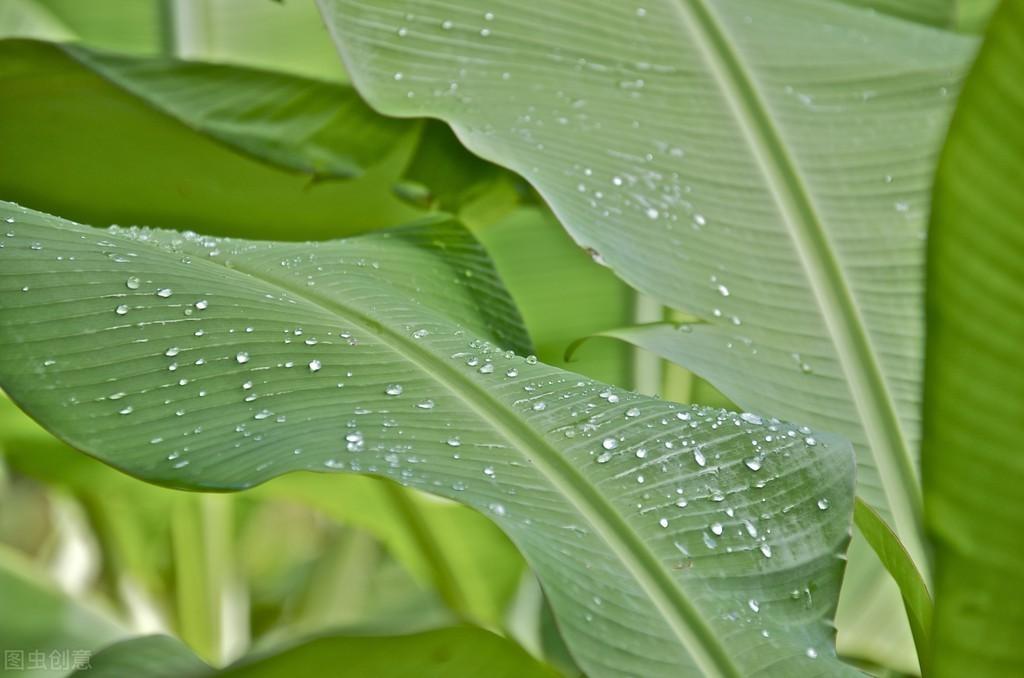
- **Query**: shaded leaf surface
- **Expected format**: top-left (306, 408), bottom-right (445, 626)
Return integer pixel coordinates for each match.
top-left (0, 202), bottom-right (856, 676)
top-left (923, 1), bottom-right (1024, 675)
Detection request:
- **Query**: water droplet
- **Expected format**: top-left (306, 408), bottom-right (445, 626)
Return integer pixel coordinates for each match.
top-left (478, 362), bottom-right (495, 374)
top-left (601, 438), bottom-right (618, 450)
top-left (505, 368), bottom-right (519, 377)
top-left (744, 458), bottom-right (762, 471)
top-left (412, 328), bottom-right (429, 339)
top-left (489, 502), bottom-right (506, 516)
top-left (156, 288), bottom-right (172, 298)
top-left (717, 284), bottom-right (730, 297)
top-left (441, 19), bottom-right (453, 29)
top-left (693, 448), bottom-right (706, 467)
top-left (645, 207), bottom-right (659, 219)
top-left (385, 384), bottom-right (403, 396)
top-left (304, 337), bottom-right (318, 346)
top-left (625, 407), bottom-right (641, 418)
top-left (254, 409), bottom-right (272, 420)
top-left (417, 399), bottom-right (434, 410)
top-left (308, 359), bottom-right (322, 372)
top-left (118, 405), bottom-right (133, 415)
top-left (596, 451), bottom-right (614, 463)
top-left (760, 544), bottom-right (773, 558)
top-left (480, 28), bottom-right (491, 37)
top-left (194, 299), bottom-right (208, 310)
top-left (710, 522), bottom-right (723, 536)
top-left (115, 304), bottom-right (129, 316)
top-left (235, 352), bottom-right (250, 364)
top-left (393, 72), bottom-right (404, 81)
top-left (693, 213), bottom-right (707, 227)
top-left (525, 355), bottom-right (538, 364)
top-left (805, 436), bottom-right (817, 447)
top-left (659, 518), bottom-right (669, 528)
top-left (532, 401), bottom-right (547, 411)
top-left (164, 347), bottom-right (180, 357)
top-left (817, 498), bottom-right (830, 510)
top-left (483, 465), bottom-right (496, 478)
top-left (748, 599), bottom-right (760, 613)
top-left (806, 648), bottom-right (818, 659)
top-left (345, 432), bottom-right (364, 452)
top-left (447, 437), bottom-right (461, 447)
top-left (635, 448), bottom-right (648, 459)
top-left (126, 276), bottom-right (140, 290)
top-left (675, 498), bottom-right (688, 508)
top-left (739, 412), bottom-right (762, 425)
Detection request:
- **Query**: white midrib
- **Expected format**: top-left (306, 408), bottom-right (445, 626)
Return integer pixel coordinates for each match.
top-left (673, 0), bottom-right (928, 572)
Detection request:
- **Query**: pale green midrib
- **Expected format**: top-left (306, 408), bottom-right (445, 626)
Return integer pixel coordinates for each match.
top-left (40, 219), bottom-right (740, 677)
top-left (219, 257), bottom-right (740, 678)
top-left (676, 1), bottom-right (926, 567)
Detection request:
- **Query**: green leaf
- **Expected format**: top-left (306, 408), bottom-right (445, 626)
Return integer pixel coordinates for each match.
top-left (851, 498), bottom-right (932, 673)
top-left (0, 39), bottom-right (422, 241)
top-left (923, 1), bottom-right (1024, 675)
top-left (66, 43), bottom-right (415, 180)
top-left (0, 544), bottom-right (126, 677)
top-left (315, 3), bottom-right (975, 663)
top-left (71, 635), bottom-right (212, 678)
top-left (0, 201), bottom-right (856, 676)
top-left (74, 627), bottom-right (556, 678)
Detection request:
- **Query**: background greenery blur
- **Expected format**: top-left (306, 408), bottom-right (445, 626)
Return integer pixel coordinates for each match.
top-left (0, 2), bottom-right (732, 675)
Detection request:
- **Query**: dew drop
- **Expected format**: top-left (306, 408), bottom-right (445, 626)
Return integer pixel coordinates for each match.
top-left (596, 451), bottom-right (614, 464)
top-left (119, 405), bottom-right (133, 415)
top-left (717, 284), bottom-right (730, 297)
top-left (659, 518), bottom-right (669, 528)
top-left (805, 436), bottom-right (817, 447)
top-left (505, 368), bottom-right (519, 377)
top-left (710, 522), bottom-right (724, 536)
top-left (447, 437), bottom-right (461, 447)
top-left (645, 207), bottom-right (659, 219)
top-left (739, 412), bottom-right (762, 425)
top-left (194, 299), bottom-right (208, 310)
top-left (483, 465), bottom-right (496, 478)
top-left (156, 288), bottom-right (172, 298)
top-left (693, 448), bottom-right (706, 467)
top-left (748, 599), bottom-right (760, 613)
top-left (235, 352), bottom-right (250, 364)
top-left (115, 304), bottom-right (129, 316)
top-left (760, 543), bottom-right (773, 558)
top-left (817, 498), bottom-right (830, 510)
top-left (126, 276), bottom-right (140, 290)
top-left (744, 458), bottom-right (762, 471)
top-left (532, 401), bottom-right (547, 411)
top-left (601, 437), bottom-right (618, 450)
top-left (626, 407), bottom-right (641, 418)
top-left (806, 648), bottom-right (818, 659)
top-left (308, 359), bottom-right (322, 372)
top-left (417, 399), bottom-right (435, 410)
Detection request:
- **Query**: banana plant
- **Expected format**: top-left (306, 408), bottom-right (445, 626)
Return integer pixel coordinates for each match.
top-left (0, 0), bottom-right (1021, 676)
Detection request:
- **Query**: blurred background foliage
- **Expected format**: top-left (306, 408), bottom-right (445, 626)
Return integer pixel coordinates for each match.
top-left (0, 1), bottom-right (734, 675)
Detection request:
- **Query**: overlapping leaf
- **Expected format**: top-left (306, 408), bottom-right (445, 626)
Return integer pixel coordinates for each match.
top-left (0, 201), bottom-right (855, 676)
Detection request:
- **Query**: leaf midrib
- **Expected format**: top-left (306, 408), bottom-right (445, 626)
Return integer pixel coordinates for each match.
top-left (672, 0), bottom-right (926, 568)
top-left (88, 223), bottom-right (742, 677)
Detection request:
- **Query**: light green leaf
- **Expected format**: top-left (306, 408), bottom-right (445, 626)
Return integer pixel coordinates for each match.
top-left (923, 1), bottom-right (1024, 675)
top-left (0, 0), bottom-right (162, 54)
top-left (0, 201), bottom-right (856, 676)
top-left (316, 4), bottom-right (976, 664)
top-left (318, 0), bottom-right (973, 571)
top-left (66, 43), bottom-right (415, 180)
top-left (0, 544), bottom-right (126, 678)
top-left (74, 627), bottom-right (556, 678)
top-left (832, 0), bottom-right (955, 27)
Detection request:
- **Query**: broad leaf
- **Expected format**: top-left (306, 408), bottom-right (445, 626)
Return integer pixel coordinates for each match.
top-left (0, 40), bottom-right (421, 241)
top-left (67, 43), bottom-right (415, 180)
top-left (923, 1), bottom-right (1024, 675)
top-left (0, 201), bottom-right (856, 676)
top-left (318, 2), bottom-right (975, 663)
top-left (74, 628), bottom-right (556, 678)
